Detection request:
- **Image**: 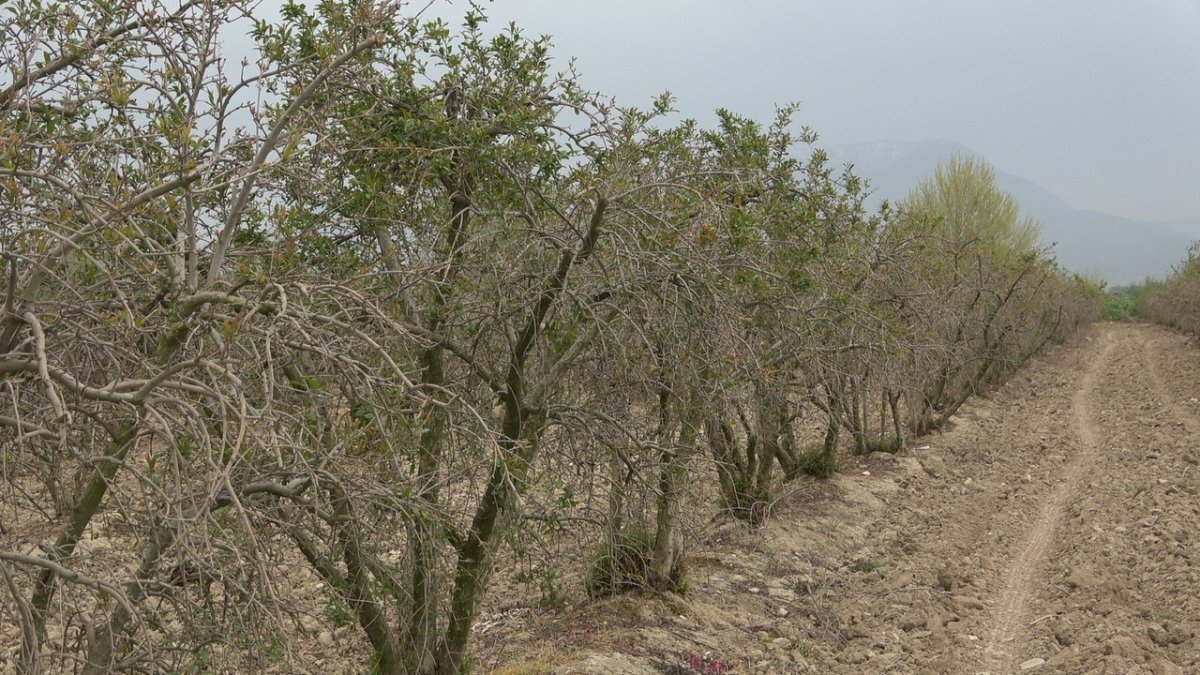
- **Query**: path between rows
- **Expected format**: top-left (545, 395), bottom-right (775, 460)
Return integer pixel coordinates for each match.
top-left (983, 325), bottom-right (1113, 670)
top-left (817, 322), bottom-right (1200, 674)
top-left (487, 323), bottom-right (1200, 675)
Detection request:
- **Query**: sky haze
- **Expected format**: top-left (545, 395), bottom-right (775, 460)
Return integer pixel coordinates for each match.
top-left (252, 0), bottom-right (1200, 224)
top-left (465, 0), bottom-right (1200, 224)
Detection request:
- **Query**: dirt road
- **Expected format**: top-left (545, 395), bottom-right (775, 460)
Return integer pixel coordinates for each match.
top-left (486, 323), bottom-right (1200, 674)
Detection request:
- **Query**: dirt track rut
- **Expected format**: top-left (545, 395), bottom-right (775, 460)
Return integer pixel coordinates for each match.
top-left (486, 323), bottom-right (1200, 675)
top-left (983, 327), bottom-right (1114, 669)
top-left (822, 323), bottom-right (1200, 674)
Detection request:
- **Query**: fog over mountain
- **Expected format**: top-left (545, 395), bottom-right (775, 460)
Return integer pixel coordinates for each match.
top-left (828, 140), bottom-right (1199, 286)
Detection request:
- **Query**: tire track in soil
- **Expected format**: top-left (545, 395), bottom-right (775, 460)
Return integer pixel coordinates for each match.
top-left (983, 326), bottom-right (1114, 671)
top-left (1021, 323), bottom-right (1200, 674)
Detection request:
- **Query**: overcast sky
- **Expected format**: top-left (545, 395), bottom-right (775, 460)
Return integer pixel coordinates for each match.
top-left (255, 0), bottom-right (1200, 223)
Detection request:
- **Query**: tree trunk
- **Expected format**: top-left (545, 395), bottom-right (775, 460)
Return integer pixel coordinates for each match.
top-left (409, 169), bottom-right (471, 671)
top-left (707, 418), bottom-right (747, 516)
top-left (408, 343), bottom-right (446, 673)
top-left (822, 407), bottom-right (840, 458)
top-left (888, 390), bottom-right (905, 450)
top-left (649, 418), bottom-right (695, 590)
top-left (31, 420), bottom-right (138, 636)
top-left (845, 379), bottom-right (867, 455)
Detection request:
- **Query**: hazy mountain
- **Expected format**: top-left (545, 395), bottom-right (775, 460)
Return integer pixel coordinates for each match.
top-left (826, 140), bottom-right (1195, 285)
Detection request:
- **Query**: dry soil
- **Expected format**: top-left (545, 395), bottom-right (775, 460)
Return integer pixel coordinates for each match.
top-left (484, 322), bottom-right (1200, 674)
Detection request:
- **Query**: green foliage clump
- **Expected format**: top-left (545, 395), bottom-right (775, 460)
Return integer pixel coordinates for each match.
top-left (902, 154), bottom-right (1040, 262)
top-left (864, 436), bottom-right (903, 454)
top-left (514, 565), bottom-right (565, 609)
top-left (324, 596), bottom-right (353, 628)
top-left (584, 527), bottom-right (686, 598)
top-left (1102, 293), bottom-right (1135, 320)
top-left (797, 446), bottom-right (841, 479)
top-left (1106, 278), bottom-right (1163, 321)
top-left (850, 559), bottom-right (884, 573)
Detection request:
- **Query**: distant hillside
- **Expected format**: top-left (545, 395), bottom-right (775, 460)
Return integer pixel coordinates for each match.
top-left (826, 140), bottom-right (1195, 285)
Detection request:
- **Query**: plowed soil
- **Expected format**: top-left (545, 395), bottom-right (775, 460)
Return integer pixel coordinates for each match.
top-left (484, 323), bottom-right (1200, 674)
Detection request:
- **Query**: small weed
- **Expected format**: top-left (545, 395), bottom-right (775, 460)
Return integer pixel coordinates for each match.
top-left (189, 648), bottom-right (213, 671)
top-left (515, 565), bottom-right (566, 609)
top-left (763, 552), bottom-right (792, 575)
top-left (687, 554), bottom-right (725, 569)
top-left (850, 558), bottom-right (884, 573)
top-left (794, 576), bottom-right (820, 595)
top-left (323, 596), bottom-right (353, 628)
top-left (260, 631), bottom-right (286, 664)
top-left (864, 436), bottom-right (903, 454)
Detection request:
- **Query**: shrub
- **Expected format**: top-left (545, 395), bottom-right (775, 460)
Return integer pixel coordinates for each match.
top-left (797, 446), bottom-right (841, 479)
top-left (1102, 293), bottom-right (1135, 320)
top-left (584, 527), bottom-right (687, 598)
